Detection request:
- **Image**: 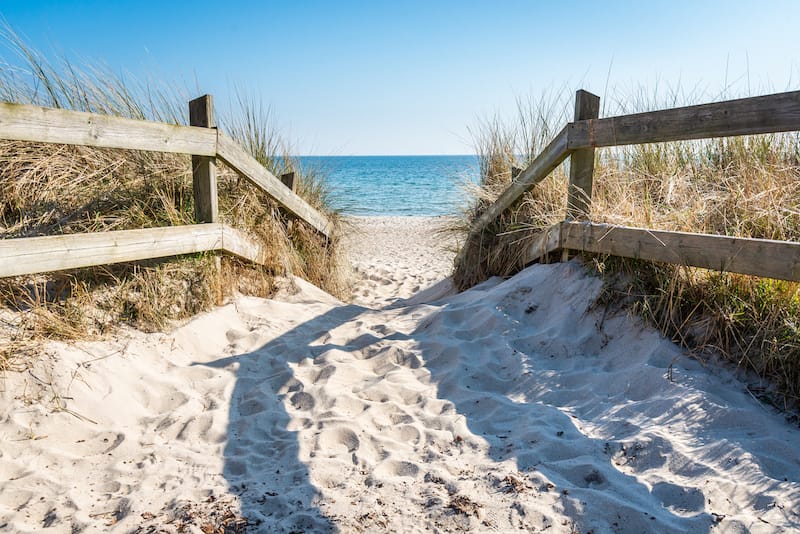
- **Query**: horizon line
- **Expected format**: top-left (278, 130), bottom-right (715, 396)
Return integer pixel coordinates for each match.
top-left (297, 153), bottom-right (479, 158)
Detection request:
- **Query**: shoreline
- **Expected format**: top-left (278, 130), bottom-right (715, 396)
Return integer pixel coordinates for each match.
top-left (340, 213), bottom-right (463, 219)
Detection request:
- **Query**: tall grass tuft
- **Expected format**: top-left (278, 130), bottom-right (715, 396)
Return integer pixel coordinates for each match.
top-left (457, 86), bottom-right (800, 406)
top-left (0, 28), bottom-right (348, 365)
top-left (453, 90), bottom-right (573, 288)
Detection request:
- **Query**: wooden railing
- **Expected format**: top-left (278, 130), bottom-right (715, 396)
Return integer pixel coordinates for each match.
top-left (457, 89), bottom-right (800, 283)
top-left (0, 95), bottom-right (332, 278)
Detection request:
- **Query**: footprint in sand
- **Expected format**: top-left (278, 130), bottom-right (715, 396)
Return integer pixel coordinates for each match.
top-left (612, 435), bottom-right (670, 472)
top-left (290, 391), bottom-right (316, 411)
top-left (557, 463), bottom-right (609, 489)
top-left (176, 413), bottom-right (215, 441)
top-left (374, 459), bottom-right (420, 478)
top-left (383, 424), bottom-right (422, 445)
top-left (317, 427), bottom-right (360, 455)
top-left (312, 364), bottom-right (336, 384)
top-left (238, 398), bottom-right (268, 416)
top-left (651, 481), bottom-right (705, 513)
top-left (330, 395), bottom-right (368, 416)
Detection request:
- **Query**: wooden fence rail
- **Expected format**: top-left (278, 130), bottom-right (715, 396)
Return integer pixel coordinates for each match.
top-left (0, 224), bottom-right (267, 278)
top-left (567, 90), bottom-right (800, 149)
top-left (0, 102), bottom-right (217, 155)
top-left (458, 89), bottom-right (800, 284)
top-left (526, 222), bottom-right (800, 282)
top-left (5, 89), bottom-right (798, 283)
top-left (0, 95), bottom-right (331, 279)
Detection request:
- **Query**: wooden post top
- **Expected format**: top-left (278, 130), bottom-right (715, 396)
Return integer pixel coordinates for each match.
top-left (189, 94), bottom-right (215, 128)
top-left (574, 90), bottom-right (600, 121)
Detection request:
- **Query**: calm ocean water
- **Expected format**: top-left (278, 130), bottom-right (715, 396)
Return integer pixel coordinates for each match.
top-left (299, 155), bottom-right (480, 216)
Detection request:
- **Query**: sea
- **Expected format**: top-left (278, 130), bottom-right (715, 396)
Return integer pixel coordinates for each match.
top-left (299, 155), bottom-right (480, 216)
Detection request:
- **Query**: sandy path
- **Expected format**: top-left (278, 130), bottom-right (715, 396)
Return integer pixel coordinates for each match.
top-left (343, 216), bottom-right (457, 308)
top-left (1, 218), bottom-right (800, 532)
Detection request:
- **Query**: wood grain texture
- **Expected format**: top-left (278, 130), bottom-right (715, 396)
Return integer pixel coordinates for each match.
top-left (561, 222), bottom-right (800, 281)
top-left (568, 90), bottom-right (800, 149)
top-left (216, 132), bottom-right (332, 237)
top-left (566, 90), bottom-right (600, 220)
top-left (0, 223), bottom-right (272, 277)
top-left (189, 95), bottom-right (219, 223)
top-left (221, 226), bottom-right (266, 264)
top-left (523, 223), bottom-right (564, 265)
top-left (0, 102), bottom-right (217, 155)
top-left (0, 224), bottom-right (225, 277)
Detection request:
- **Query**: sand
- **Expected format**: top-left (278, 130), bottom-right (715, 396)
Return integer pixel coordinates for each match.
top-left (343, 216), bottom-right (457, 308)
top-left (1, 216), bottom-right (800, 532)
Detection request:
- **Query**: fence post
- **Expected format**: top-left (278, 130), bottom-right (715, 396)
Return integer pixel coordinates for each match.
top-left (189, 95), bottom-right (218, 223)
top-left (566, 89), bottom-right (600, 220)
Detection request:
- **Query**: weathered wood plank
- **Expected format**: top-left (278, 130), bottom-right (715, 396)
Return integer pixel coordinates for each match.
top-left (475, 127), bottom-right (570, 232)
top-left (566, 90), bottom-right (600, 220)
top-left (0, 102), bottom-right (217, 155)
top-left (523, 222), bottom-right (564, 265)
top-left (0, 224), bottom-right (224, 277)
top-left (561, 222), bottom-right (800, 281)
top-left (216, 132), bottom-right (332, 237)
top-left (221, 226), bottom-right (266, 265)
top-left (453, 127), bottom-right (570, 268)
top-left (189, 95), bottom-right (219, 223)
top-left (568, 90), bottom-right (800, 149)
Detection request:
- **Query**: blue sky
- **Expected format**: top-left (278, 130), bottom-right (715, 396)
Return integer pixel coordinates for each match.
top-left (0, 1), bottom-right (798, 155)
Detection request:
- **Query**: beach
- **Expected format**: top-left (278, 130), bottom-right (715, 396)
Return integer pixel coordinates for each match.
top-left (344, 216), bottom-right (457, 308)
top-left (1, 216), bottom-right (800, 533)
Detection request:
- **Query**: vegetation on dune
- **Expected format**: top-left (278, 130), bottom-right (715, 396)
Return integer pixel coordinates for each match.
top-left (456, 86), bottom-right (800, 407)
top-left (0, 29), bottom-right (350, 369)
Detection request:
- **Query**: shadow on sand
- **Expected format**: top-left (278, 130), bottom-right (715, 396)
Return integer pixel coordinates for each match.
top-left (198, 303), bottom-right (368, 532)
top-left (191, 268), bottom-right (794, 532)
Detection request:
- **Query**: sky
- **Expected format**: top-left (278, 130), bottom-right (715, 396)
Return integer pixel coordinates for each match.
top-left (0, 0), bottom-right (798, 155)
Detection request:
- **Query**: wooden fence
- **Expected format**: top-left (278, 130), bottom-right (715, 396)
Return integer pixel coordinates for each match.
top-left (0, 95), bottom-right (333, 278)
top-left (458, 89), bottom-right (800, 282)
top-left (4, 90), bottom-right (799, 284)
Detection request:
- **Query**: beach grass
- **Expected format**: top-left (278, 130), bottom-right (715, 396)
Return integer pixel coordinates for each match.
top-left (0, 28), bottom-right (349, 367)
top-left (455, 86), bottom-right (800, 406)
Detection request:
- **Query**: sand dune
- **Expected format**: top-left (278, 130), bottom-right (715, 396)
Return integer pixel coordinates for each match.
top-left (1, 217), bottom-right (800, 532)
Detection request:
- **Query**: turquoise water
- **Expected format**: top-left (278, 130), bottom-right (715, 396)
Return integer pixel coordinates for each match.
top-left (299, 155), bottom-right (480, 216)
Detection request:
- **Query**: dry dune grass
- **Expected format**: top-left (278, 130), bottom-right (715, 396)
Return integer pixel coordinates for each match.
top-left (455, 88), bottom-right (800, 406)
top-left (0, 30), bottom-right (349, 369)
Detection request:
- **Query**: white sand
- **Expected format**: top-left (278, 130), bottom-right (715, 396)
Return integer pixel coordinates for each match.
top-left (343, 216), bottom-right (457, 308)
top-left (2, 217), bottom-right (800, 532)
